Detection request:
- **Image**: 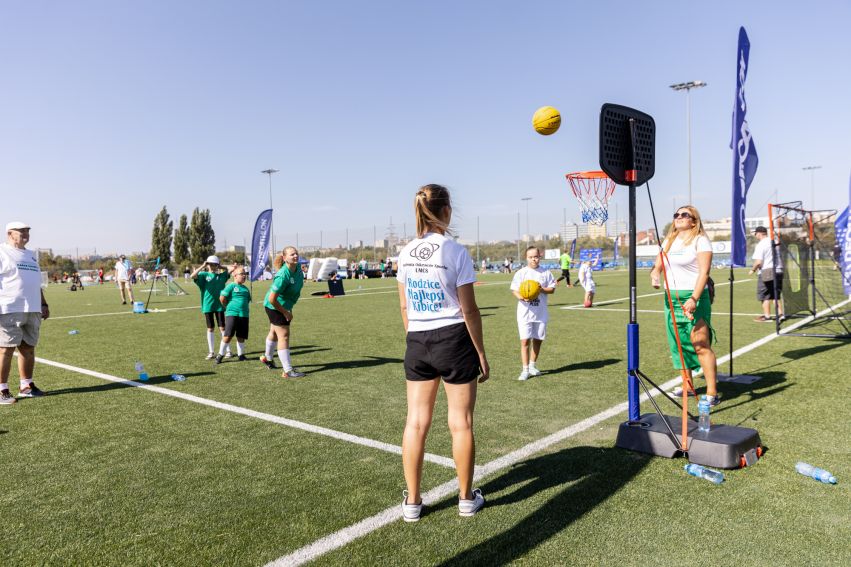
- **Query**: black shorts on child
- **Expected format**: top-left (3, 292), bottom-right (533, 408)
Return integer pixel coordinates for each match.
top-left (404, 322), bottom-right (480, 384)
top-left (224, 316), bottom-right (249, 340)
top-left (204, 311), bottom-right (225, 329)
top-left (265, 306), bottom-right (290, 326)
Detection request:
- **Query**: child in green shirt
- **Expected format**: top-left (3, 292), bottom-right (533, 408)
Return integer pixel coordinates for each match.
top-left (216, 267), bottom-right (252, 363)
top-left (190, 256), bottom-right (234, 359)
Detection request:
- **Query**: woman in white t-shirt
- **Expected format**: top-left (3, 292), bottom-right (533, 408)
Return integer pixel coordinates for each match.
top-left (650, 205), bottom-right (719, 405)
top-left (396, 184), bottom-right (489, 522)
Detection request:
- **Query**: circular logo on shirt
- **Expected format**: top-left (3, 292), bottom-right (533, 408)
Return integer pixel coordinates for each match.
top-left (412, 242), bottom-right (440, 261)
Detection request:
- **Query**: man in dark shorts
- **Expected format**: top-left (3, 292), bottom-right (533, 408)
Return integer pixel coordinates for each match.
top-left (749, 226), bottom-right (785, 322)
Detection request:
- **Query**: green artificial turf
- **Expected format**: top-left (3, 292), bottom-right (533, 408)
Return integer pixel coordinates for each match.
top-left (1, 271), bottom-right (848, 566)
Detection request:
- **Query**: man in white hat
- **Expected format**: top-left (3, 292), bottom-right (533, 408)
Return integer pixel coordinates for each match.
top-left (113, 254), bottom-right (134, 305)
top-left (0, 221), bottom-right (49, 404)
top-left (190, 256), bottom-right (236, 359)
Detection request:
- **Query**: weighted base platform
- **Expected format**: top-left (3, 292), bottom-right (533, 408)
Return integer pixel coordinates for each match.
top-left (615, 413), bottom-right (762, 469)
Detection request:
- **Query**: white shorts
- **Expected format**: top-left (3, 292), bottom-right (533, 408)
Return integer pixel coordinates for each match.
top-left (0, 312), bottom-right (42, 348)
top-left (582, 283), bottom-right (596, 293)
top-left (518, 321), bottom-right (547, 341)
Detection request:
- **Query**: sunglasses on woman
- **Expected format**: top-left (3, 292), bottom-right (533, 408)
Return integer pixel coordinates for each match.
top-left (673, 212), bottom-right (693, 219)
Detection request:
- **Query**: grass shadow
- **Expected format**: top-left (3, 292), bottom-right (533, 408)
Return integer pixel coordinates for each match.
top-left (47, 371), bottom-right (216, 395)
top-left (781, 340), bottom-right (849, 360)
top-left (299, 356), bottom-right (403, 373)
top-left (545, 358), bottom-right (621, 376)
top-left (713, 371), bottom-right (790, 415)
top-left (435, 445), bottom-right (649, 566)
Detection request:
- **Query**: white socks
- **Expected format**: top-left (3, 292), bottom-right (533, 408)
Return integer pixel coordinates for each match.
top-left (265, 340), bottom-right (276, 359)
top-left (277, 349), bottom-right (292, 371)
top-left (206, 331), bottom-right (215, 353)
top-left (237, 341), bottom-right (245, 356)
top-left (529, 361), bottom-right (537, 370)
top-left (219, 340), bottom-right (228, 356)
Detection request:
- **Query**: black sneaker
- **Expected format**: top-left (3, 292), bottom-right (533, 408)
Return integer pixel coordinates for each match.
top-left (18, 384), bottom-right (46, 398)
top-left (215, 354), bottom-right (224, 365)
top-left (238, 354), bottom-right (248, 362)
top-left (260, 356), bottom-right (276, 370)
top-left (0, 390), bottom-right (17, 404)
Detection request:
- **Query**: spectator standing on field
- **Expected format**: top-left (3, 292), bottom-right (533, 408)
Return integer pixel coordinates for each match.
top-left (114, 254), bottom-right (134, 305)
top-left (749, 226), bottom-right (785, 322)
top-left (0, 221), bottom-right (50, 404)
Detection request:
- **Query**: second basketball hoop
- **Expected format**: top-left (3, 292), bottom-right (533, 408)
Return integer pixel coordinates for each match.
top-left (566, 170), bottom-right (616, 225)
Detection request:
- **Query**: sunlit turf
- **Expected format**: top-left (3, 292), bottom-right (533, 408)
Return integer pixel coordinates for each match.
top-left (1, 270), bottom-right (848, 565)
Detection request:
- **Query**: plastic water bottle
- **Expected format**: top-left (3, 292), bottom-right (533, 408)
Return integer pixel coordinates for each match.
top-left (795, 462), bottom-right (837, 484)
top-left (684, 463), bottom-right (725, 484)
top-left (171, 374), bottom-right (186, 382)
top-left (134, 362), bottom-right (149, 382)
top-left (698, 397), bottom-right (711, 433)
top-left (68, 330), bottom-right (80, 335)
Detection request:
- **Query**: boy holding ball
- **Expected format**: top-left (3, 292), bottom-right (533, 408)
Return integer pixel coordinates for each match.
top-left (510, 246), bottom-right (556, 381)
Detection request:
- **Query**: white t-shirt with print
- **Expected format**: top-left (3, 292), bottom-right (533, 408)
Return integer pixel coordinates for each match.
top-left (397, 232), bottom-right (476, 332)
top-left (0, 244), bottom-right (42, 314)
top-left (661, 234), bottom-right (712, 291)
top-left (752, 237), bottom-right (783, 273)
top-left (511, 266), bottom-right (556, 323)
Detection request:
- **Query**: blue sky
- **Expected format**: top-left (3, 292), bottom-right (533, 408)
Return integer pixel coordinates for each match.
top-left (2, 1), bottom-right (850, 256)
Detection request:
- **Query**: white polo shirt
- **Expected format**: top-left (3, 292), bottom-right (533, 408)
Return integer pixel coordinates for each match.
top-left (0, 243), bottom-right (42, 314)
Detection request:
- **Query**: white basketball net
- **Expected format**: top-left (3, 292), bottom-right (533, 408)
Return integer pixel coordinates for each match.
top-left (566, 172), bottom-right (616, 226)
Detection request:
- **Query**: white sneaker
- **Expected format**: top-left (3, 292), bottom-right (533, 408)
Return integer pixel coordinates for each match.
top-left (458, 488), bottom-right (484, 517)
top-left (528, 366), bottom-right (542, 377)
top-left (401, 490), bottom-right (422, 523)
top-left (224, 351), bottom-right (233, 359)
top-left (517, 370), bottom-right (530, 381)
top-left (205, 352), bottom-right (215, 360)
top-left (671, 386), bottom-right (683, 397)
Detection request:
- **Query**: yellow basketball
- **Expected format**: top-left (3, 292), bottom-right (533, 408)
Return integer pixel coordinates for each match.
top-left (532, 106), bottom-right (561, 135)
top-left (519, 279), bottom-right (541, 301)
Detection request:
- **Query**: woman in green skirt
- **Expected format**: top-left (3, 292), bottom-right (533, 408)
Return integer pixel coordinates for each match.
top-left (650, 205), bottom-right (719, 405)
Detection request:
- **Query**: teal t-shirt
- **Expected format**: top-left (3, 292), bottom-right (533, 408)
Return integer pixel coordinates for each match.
top-left (220, 282), bottom-right (251, 318)
top-left (194, 271), bottom-right (230, 313)
top-left (263, 264), bottom-right (304, 311)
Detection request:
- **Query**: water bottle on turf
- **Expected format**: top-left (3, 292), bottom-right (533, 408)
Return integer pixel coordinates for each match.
top-left (698, 396), bottom-right (711, 433)
top-left (171, 374), bottom-right (186, 382)
top-left (795, 462), bottom-right (837, 484)
top-left (135, 362), bottom-right (149, 382)
top-left (684, 463), bottom-right (725, 484)
top-left (68, 330), bottom-right (80, 335)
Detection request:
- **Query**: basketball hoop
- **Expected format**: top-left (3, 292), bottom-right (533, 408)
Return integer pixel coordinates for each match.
top-left (566, 171), bottom-right (616, 225)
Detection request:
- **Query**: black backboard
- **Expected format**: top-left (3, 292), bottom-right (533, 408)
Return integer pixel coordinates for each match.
top-left (599, 104), bottom-right (655, 186)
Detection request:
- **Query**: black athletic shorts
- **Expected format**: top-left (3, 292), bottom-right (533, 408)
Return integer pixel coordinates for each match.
top-left (265, 306), bottom-right (290, 326)
top-left (756, 272), bottom-right (784, 301)
top-left (204, 311), bottom-right (225, 329)
top-left (404, 322), bottom-right (480, 384)
top-left (224, 316), bottom-right (249, 340)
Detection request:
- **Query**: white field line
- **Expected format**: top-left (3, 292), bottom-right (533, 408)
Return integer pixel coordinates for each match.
top-left (269, 296), bottom-right (849, 567)
top-left (49, 305), bottom-right (199, 320)
top-left (30, 356), bottom-right (456, 469)
top-left (565, 307), bottom-right (763, 317)
top-left (559, 278), bottom-right (753, 309)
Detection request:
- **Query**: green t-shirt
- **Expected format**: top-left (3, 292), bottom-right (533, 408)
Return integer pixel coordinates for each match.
top-left (560, 253), bottom-right (572, 270)
top-left (194, 271), bottom-right (230, 313)
top-left (220, 282), bottom-right (251, 318)
top-left (263, 264), bottom-right (304, 311)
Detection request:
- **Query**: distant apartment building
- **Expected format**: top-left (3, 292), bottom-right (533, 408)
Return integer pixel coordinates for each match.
top-left (561, 222), bottom-right (607, 241)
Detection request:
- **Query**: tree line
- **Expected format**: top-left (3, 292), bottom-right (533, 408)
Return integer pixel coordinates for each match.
top-left (150, 206), bottom-right (216, 269)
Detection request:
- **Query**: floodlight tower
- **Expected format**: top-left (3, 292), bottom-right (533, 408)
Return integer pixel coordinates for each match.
top-left (261, 168), bottom-right (279, 254)
top-left (802, 165), bottom-right (821, 211)
top-left (669, 81), bottom-right (707, 206)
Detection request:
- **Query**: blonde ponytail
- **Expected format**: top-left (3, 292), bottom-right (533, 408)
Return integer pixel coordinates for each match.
top-left (414, 184), bottom-right (452, 237)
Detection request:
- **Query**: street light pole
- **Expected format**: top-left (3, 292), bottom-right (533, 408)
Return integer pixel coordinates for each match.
top-left (261, 168), bottom-right (279, 254)
top-left (521, 197), bottom-right (532, 239)
top-left (802, 165), bottom-right (821, 211)
top-left (670, 81), bottom-right (707, 206)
